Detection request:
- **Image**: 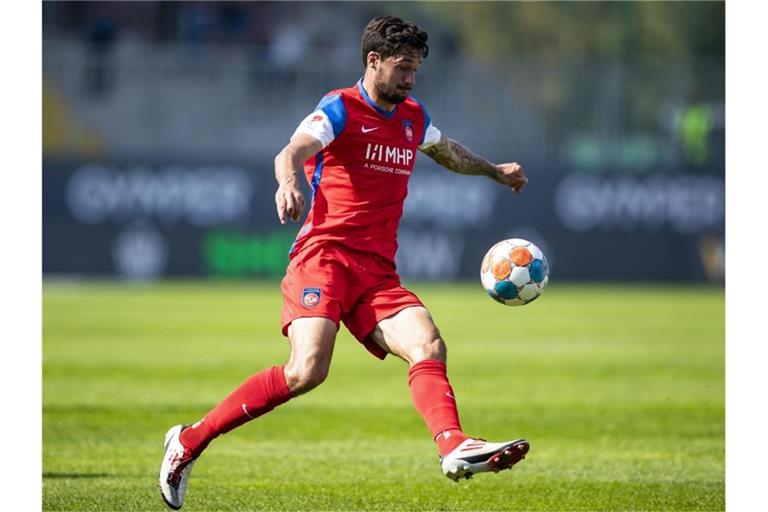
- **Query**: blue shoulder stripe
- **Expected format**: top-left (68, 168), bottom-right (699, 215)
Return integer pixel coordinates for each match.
top-left (315, 94), bottom-right (346, 138)
top-left (410, 96), bottom-right (431, 145)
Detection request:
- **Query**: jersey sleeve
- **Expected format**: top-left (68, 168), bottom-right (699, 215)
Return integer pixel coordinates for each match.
top-left (291, 93), bottom-right (347, 149)
top-left (411, 96), bottom-right (442, 149)
top-left (292, 111), bottom-right (335, 148)
top-left (419, 123), bottom-right (442, 149)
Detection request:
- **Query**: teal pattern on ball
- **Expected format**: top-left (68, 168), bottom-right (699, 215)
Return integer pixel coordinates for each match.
top-left (495, 280), bottom-right (518, 299)
top-left (529, 258), bottom-right (548, 283)
top-left (487, 290), bottom-right (506, 304)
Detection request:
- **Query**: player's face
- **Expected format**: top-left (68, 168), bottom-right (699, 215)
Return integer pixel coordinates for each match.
top-left (373, 51), bottom-right (422, 105)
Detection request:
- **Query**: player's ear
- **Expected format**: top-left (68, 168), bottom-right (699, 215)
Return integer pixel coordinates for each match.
top-left (367, 51), bottom-right (380, 70)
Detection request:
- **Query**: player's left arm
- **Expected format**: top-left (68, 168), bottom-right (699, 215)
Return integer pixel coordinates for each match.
top-left (420, 135), bottom-right (528, 193)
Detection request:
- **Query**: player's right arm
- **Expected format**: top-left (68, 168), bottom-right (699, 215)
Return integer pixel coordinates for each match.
top-left (275, 94), bottom-right (344, 224)
top-left (274, 133), bottom-right (323, 224)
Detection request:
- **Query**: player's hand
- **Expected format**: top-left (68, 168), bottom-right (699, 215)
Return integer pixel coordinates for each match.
top-left (275, 182), bottom-right (305, 224)
top-left (495, 162), bottom-right (528, 193)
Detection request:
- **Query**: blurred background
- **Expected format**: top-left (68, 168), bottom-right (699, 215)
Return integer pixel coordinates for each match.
top-left (42, 0), bottom-right (725, 283)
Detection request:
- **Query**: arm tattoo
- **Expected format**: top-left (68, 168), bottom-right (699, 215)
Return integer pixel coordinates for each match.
top-left (421, 136), bottom-right (502, 182)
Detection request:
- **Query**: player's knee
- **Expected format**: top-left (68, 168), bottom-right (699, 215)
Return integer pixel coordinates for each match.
top-left (283, 359), bottom-right (329, 395)
top-left (408, 335), bottom-right (447, 364)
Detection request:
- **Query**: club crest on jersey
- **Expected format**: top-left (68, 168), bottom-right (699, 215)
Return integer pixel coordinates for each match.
top-left (402, 120), bottom-right (414, 142)
top-left (302, 288), bottom-right (321, 308)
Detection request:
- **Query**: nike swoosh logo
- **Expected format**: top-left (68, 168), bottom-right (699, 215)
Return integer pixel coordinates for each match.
top-left (446, 392), bottom-right (455, 400)
top-left (361, 126), bottom-right (379, 133)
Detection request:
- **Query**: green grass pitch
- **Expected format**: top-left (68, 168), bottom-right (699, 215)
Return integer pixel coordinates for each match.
top-left (43, 281), bottom-right (724, 511)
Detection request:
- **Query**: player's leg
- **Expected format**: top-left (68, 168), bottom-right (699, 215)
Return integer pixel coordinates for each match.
top-left (283, 317), bottom-right (338, 395)
top-left (369, 305), bottom-right (529, 481)
top-left (159, 317), bottom-right (337, 509)
top-left (368, 305), bottom-right (463, 451)
top-left (181, 317), bottom-right (337, 453)
top-left (368, 304), bottom-right (445, 364)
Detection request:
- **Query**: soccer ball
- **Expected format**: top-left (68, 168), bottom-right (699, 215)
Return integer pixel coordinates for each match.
top-left (480, 238), bottom-right (549, 306)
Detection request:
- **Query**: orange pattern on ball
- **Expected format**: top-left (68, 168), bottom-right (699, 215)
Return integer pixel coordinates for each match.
top-left (509, 247), bottom-right (532, 266)
top-left (492, 259), bottom-right (511, 280)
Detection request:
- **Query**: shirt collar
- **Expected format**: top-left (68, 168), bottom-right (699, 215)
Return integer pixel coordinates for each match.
top-left (357, 78), bottom-right (397, 119)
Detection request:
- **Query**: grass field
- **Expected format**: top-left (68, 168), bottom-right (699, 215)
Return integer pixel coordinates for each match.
top-left (42, 281), bottom-right (724, 511)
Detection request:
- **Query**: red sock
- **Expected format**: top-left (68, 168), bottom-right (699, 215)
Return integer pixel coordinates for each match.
top-left (408, 359), bottom-right (468, 456)
top-left (180, 365), bottom-right (292, 457)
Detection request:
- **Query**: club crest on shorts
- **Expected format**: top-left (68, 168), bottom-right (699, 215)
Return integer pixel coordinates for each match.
top-left (302, 287), bottom-right (321, 308)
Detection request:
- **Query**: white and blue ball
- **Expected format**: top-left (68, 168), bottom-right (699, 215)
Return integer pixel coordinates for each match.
top-left (480, 238), bottom-right (549, 306)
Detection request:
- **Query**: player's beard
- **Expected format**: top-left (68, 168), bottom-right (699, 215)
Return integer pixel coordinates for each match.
top-left (375, 77), bottom-right (410, 104)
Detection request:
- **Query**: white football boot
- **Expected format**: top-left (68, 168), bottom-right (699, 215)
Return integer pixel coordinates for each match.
top-left (440, 438), bottom-right (530, 481)
top-left (158, 425), bottom-right (197, 509)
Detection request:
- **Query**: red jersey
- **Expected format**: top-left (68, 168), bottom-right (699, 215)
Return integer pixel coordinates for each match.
top-left (289, 79), bottom-right (441, 264)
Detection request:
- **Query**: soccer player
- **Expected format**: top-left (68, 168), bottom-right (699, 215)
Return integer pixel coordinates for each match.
top-left (159, 15), bottom-right (530, 509)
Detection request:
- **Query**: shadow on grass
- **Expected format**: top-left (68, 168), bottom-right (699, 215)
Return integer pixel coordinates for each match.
top-left (43, 472), bottom-right (111, 479)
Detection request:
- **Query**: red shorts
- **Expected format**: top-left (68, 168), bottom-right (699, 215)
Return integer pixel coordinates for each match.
top-left (280, 242), bottom-right (423, 359)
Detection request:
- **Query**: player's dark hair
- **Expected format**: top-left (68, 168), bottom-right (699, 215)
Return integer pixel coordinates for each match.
top-left (361, 16), bottom-right (429, 68)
